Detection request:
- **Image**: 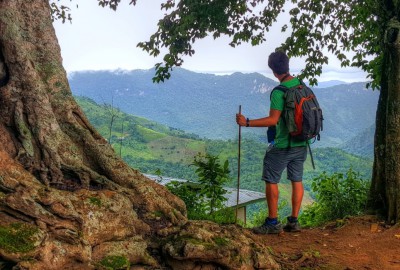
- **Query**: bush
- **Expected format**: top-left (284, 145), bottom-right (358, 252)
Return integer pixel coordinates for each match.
top-left (165, 180), bottom-right (207, 219)
top-left (166, 153), bottom-right (234, 224)
top-left (192, 153), bottom-right (230, 214)
top-left (300, 168), bottom-right (370, 227)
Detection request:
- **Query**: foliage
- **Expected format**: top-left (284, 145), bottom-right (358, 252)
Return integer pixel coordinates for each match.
top-left (51, 0), bottom-right (383, 86)
top-left (49, 0), bottom-right (137, 23)
top-left (300, 168), bottom-right (370, 227)
top-left (134, 0), bottom-right (381, 87)
top-left (166, 180), bottom-right (207, 219)
top-left (192, 153), bottom-right (230, 214)
top-left (75, 93), bottom-right (375, 185)
top-left (76, 95), bottom-right (374, 215)
top-left (208, 207), bottom-right (236, 224)
top-left (49, 0), bottom-right (73, 23)
top-left (166, 154), bottom-right (235, 224)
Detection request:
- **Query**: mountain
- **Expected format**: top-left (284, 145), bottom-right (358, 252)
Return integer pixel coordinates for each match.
top-left (68, 68), bottom-right (379, 149)
top-left (314, 80), bottom-right (348, 88)
top-left (313, 82), bottom-right (378, 147)
top-left (69, 68), bottom-right (275, 140)
top-left (341, 124), bottom-right (375, 158)
top-left (75, 95), bottom-right (373, 230)
top-left (75, 96), bottom-right (373, 191)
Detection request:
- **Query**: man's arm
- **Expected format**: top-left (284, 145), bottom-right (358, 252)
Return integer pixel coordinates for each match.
top-left (236, 109), bottom-right (281, 127)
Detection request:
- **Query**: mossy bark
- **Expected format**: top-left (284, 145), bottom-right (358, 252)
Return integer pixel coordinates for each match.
top-left (0, 0), bottom-right (186, 219)
top-left (0, 1), bottom-right (277, 269)
top-left (370, 16), bottom-right (400, 224)
top-left (0, 0), bottom-right (185, 268)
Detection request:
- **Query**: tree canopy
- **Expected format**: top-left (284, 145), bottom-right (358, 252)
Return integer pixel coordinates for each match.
top-left (52, 0), bottom-right (381, 86)
top-left (136, 0), bottom-right (381, 85)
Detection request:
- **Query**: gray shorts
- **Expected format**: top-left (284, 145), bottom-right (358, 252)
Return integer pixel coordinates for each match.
top-left (261, 146), bottom-right (307, 184)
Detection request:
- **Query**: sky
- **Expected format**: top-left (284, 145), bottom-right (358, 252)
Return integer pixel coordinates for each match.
top-left (53, 0), bottom-right (368, 83)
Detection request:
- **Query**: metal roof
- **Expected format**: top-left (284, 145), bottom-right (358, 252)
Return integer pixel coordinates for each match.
top-left (145, 174), bottom-right (265, 208)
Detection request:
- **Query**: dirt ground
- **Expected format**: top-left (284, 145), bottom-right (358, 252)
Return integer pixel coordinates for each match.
top-left (248, 215), bottom-right (400, 270)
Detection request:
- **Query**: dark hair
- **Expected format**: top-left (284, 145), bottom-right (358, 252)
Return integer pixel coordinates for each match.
top-left (268, 51), bottom-right (289, 75)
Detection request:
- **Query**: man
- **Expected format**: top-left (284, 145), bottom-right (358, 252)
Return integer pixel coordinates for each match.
top-left (236, 51), bottom-right (307, 234)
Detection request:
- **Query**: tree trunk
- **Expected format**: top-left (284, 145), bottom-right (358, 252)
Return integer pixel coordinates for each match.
top-left (0, 0), bottom-right (187, 267)
top-left (0, 1), bottom-right (277, 269)
top-left (370, 18), bottom-right (400, 224)
top-left (0, 0), bottom-right (187, 219)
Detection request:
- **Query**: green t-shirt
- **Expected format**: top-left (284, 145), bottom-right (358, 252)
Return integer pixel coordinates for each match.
top-left (270, 78), bottom-right (307, 148)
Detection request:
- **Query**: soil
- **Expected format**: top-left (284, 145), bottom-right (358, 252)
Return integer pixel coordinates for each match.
top-left (248, 215), bottom-right (400, 270)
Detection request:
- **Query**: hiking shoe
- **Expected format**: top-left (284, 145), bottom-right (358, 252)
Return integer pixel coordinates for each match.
top-left (283, 217), bottom-right (301, 232)
top-left (252, 221), bottom-right (283, 234)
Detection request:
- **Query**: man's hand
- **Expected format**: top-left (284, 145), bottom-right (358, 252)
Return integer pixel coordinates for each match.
top-left (236, 113), bottom-right (246, 126)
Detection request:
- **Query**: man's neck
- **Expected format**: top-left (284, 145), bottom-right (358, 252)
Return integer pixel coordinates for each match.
top-left (277, 73), bottom-right (293, 82)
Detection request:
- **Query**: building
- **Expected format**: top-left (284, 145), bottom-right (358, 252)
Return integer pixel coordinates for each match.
top-left (145, 174), bottom-right (265, 224)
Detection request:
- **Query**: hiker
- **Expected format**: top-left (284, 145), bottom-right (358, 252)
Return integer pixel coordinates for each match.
top-left (236, 51), bottom-right (306, 234)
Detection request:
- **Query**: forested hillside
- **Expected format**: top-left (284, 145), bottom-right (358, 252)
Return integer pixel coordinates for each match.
top-left (69, 69), bottom-right (379, 150)
top-left (76, 96), bottom-right (373, 197)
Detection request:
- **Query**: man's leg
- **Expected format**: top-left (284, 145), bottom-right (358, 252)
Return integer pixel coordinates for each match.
top-left (266, 183), bottom-right (279, 218)
top-left (254, 148), bottom-right (285, 234)
top-left (284, 146), bottom-right (307, 232)
top-left (291, 181), bottom-right (304, 218)
top-left (281, 180), bottom-right (304, 232)
top-left (252, 182), bottom-right (282, 234)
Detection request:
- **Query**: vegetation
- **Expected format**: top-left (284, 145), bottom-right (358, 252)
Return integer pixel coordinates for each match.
top-left (247, 200), bottom-right (290, 228)
top-left (140, 0), bottom-right (400, 224)
top-left (191, 153), bottom-right (230, 214)
top-left (0, 223), bottom-right (39, 253)
top-left (102, 0), bottom-right (400, 223)
top-left (88, 197), bottom-right (102, 207)
top-left (76, 96), bottom-right (373, 223)
top-left (98, 255), bottom-right (130, 270)
top-left (78, 97), bottom-right (373, 178)
top-left (76, 95), bottom-right (373, 185)
top-left (69, 70), bottom-right (378, 145)
top-left (166, 153), bottom-right (235, 224)
top-left (300, 169), bottom-right (370, 227)
top-left (166, 180), bottom-right (206, 219)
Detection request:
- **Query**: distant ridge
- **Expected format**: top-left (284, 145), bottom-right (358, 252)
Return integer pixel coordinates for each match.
top-left (340, 125), bottom-right (375, 158)
top-left (69, 68), bottom-right (378, 150)
top-left (314, 80), bottom-right (349, 88)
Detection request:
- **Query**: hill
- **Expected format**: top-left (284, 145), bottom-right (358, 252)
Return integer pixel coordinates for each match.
top-left (341, 124), bottom-right (375, 158)
top-left (68, 69), bottom-right (379, 150)
top-left (76, 96), bottom-right (373, 194)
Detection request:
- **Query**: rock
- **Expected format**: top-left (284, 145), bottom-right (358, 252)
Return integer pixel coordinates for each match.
top-left (162, 221), bottom-right (280, 270)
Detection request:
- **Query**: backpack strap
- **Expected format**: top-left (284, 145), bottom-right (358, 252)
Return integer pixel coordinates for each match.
top-left (269, 85), bottom-right (291, 146)
top-left (269, 85), bottom-right (288, 100)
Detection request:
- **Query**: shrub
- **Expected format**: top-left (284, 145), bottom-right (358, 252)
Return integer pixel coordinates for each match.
top-left (166, 153), bottom-right (233, 224)
top-left (300, 168), bottom-right (370, 227)
top-left (192, 153), bottom-right (230, 214)
top-left (166, 180), bottom-right (207, 219)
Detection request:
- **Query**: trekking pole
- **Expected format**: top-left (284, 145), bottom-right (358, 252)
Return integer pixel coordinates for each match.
top-left (235, 105), bottom-right (242, 224)
top-left (308, 142), bottom-right (316, 170)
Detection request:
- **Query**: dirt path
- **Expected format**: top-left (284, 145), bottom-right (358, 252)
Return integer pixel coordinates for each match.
top-left (248, 216), bottom-right (400, 269)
